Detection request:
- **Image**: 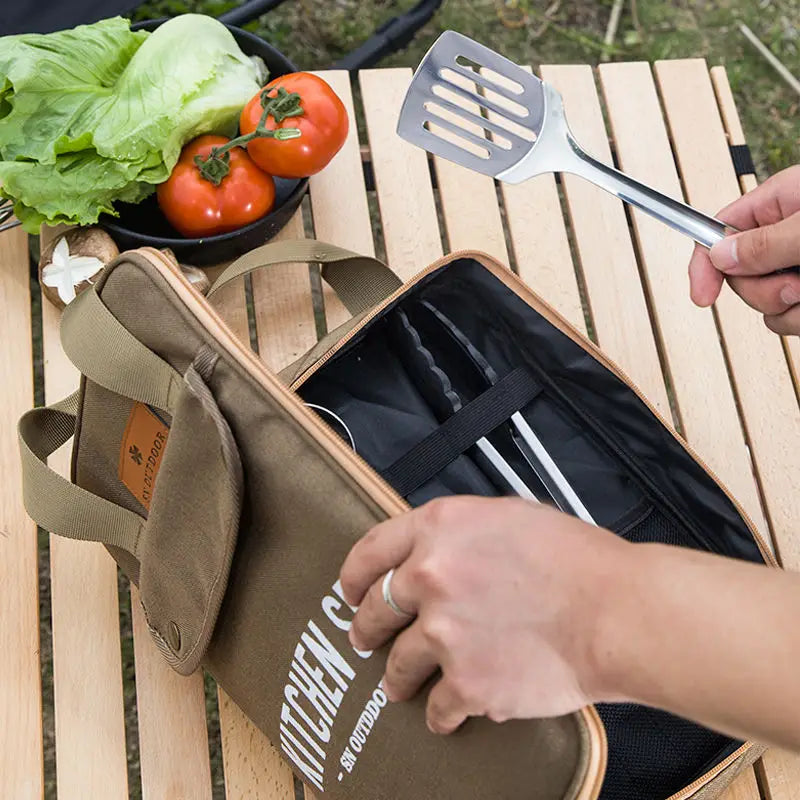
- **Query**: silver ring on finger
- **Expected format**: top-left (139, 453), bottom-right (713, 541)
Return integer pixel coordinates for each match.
top-left (382, 568), bottom-right (414, 618)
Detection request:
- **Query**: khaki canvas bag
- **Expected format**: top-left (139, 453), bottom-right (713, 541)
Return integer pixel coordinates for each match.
top-left (19, 240), bottom-right (776, 800)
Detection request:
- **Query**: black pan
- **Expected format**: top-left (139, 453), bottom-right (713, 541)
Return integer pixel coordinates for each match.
top-left (100, 19), bottom-right (308, 266)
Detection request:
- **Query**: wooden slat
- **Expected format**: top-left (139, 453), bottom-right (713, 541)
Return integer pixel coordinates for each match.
top-left (125, 237), bottom-right (217, 797)
top-left (709, 66), bottom-right (758, 196)
top-left (0, 226), bottom-right (43, 800)
top-left (42, 294), bottom-right (128, 798)
top-left (487, 67), bottom-right (584, 331)
top-left (249, 148), bottom-right (375, 800)
top-left (710, 66), bottom-right (800, 404)
top-left (251, 210), bottom-right (315, 369)
top-left (757, 749), bottom-right (800, 800)
top-left (597, 61), bottom-right (768, 537)
top-left (719, 764), bottom-right (761, 800)
top-left (713, 62), bottom-right (800, 800)
top-left (655, 59), bottom-right (800, 570)
top-left (781, 337), bottom-right (800, 401)
top-left (428, 72), bottom-right (508, 262)
top-left (359, 68), bottom-right (443, 278)
top-left (131, 588), bottom-right (212, 799)
top-left (218, 690), bottom-right (294, 800)
top-left (540, 65), bottom-right (671, 418)
top-left (502, 168), bottom-right (586, 332)
top-left (311, 71), bottom-right (375, 330)
top-left (708, 82), bottom-right (800, 792)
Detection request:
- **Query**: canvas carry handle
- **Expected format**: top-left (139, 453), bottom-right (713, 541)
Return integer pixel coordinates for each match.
top-left (61, 286), bottom-right (183, 415)
top-left (19, 393), bottom-right (146, 557)
top-left (18, 288), bottom-right (236, 562)
top-left (208, 239), bottom-right (403, 316)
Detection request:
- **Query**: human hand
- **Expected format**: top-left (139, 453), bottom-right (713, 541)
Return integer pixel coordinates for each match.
top-left (339, 496), bottom-right (628, 734)
top-left (688, 164), bottom-right (800, 334)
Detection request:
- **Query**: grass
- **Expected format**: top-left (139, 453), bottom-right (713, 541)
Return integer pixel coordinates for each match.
top-left (131, 0), bottom-right (800, 176)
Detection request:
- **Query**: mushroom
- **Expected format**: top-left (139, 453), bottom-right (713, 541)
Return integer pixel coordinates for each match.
top-left (38, 228), bottom-right (119, 309)
top-left (159, 248), bottom-right (211, 295)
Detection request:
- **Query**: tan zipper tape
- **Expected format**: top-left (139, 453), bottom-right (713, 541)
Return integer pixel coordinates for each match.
top-left (132, 245), bottom-right (771, 800)
top-left (577, 705), bottom-right (608, 800)
top-left (665, 742), bottom-right (755, 800)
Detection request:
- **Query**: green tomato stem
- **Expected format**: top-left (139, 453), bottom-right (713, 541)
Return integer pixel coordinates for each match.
top-left (195, 87), bottom-right (304, 185)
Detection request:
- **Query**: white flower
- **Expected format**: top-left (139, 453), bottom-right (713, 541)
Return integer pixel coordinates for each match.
top-left (41, 237), bottom-right (105, 304)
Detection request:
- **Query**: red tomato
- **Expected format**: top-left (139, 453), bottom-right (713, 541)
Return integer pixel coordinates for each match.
top-left (239, 73), bottom-right (349, 179)
top-left (157, 135), bottom-right (275, 238)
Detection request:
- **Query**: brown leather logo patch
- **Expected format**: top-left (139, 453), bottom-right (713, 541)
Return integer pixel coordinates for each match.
top-left (118, 403), bottom-right (169, 511)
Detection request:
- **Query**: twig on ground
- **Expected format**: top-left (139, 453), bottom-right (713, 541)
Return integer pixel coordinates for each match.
top-left (602, 0), bottom-right (625, 61)
top-left (630, 0), bottom-right (642, 37)
top-left (740, 23), bottom-right (800, 97)
top-left (531, 0), bottom-right (562, 41)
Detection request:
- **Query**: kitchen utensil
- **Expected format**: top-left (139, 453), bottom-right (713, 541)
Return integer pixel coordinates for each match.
top-left (419, 301), bottom-right (596, 524)
top-left (396, 31), bottom-right (784, 255)
top-left (0, 198), bottom-right (20, 233)
top-left (393, 308), bottom-right (539, 500)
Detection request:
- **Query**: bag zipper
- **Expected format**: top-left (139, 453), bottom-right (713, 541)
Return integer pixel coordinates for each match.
top-left (290, 249), bottom-right (775, 567)
top-left (665, 742), bottom-right (753, 800)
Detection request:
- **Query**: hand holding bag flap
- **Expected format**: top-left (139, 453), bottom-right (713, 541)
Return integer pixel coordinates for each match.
top-left (19, 288), bottom-right (244, 675)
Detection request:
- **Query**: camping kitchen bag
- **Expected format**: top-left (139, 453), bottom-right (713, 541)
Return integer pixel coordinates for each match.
top-left (19, 240), bottom-right (776, 800)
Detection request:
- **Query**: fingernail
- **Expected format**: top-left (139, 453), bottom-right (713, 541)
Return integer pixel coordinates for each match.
top-left (382, 677), bottom-right (396, 702)
top-left (709, 237), bottom-right (738, 272)
top-left (780, 285), bottom-right (800, 307)
top-left (426, 718), bottom-right (440, 734)
top-left (348, 629), bottom-right (361, 649)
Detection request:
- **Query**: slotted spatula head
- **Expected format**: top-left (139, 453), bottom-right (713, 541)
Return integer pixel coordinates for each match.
top-left (397, 31), bottom-right (560, 182)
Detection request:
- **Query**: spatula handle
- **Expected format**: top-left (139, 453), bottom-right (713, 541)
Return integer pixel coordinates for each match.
top-left (570, 146), bottom-right (799, 274)
top-left (571, 146), bottom-right (730, 249)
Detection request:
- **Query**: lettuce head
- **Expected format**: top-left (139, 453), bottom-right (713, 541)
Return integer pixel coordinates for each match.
top-left (0, 14), bottom-right (265, 231)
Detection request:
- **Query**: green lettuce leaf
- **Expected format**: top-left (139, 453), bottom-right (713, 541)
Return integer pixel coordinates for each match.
top-left (0, 15), bottom-right (264, 231)
top-left (0, 152), bottom-right (157, 230)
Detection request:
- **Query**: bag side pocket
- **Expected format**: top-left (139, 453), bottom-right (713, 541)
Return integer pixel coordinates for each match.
top-left (139, 345), bottom-right (243, 675)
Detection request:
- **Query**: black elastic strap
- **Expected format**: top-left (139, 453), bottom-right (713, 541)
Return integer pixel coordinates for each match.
top-left (729, 144), bottom-right (756, 178)
top-left (380, 367), bottom-right (542, 497)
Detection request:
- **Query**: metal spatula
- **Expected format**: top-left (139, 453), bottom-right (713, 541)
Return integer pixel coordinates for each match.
top-left (397, 31), bottom-right (736, 250)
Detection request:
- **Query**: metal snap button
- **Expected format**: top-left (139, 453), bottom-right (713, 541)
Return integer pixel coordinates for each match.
top-left (168, 621), bottom-right (181, 652)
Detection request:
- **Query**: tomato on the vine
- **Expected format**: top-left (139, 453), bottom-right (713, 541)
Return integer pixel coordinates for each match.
top-left (157, 134), bottom-right (275, 238)
top-left (240, 72), bottom-right (349, 179)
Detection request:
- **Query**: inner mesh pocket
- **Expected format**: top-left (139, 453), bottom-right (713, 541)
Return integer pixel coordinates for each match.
top-left (619, 505), bottom-right (706, 550)
top-left (599, 508), bottom-right (738, 799)
top-left (597, 704), bottom-right (738, 800)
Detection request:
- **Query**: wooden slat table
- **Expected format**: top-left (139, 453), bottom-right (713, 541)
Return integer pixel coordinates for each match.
top-left (2, 60), bottom-right (799, 800)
